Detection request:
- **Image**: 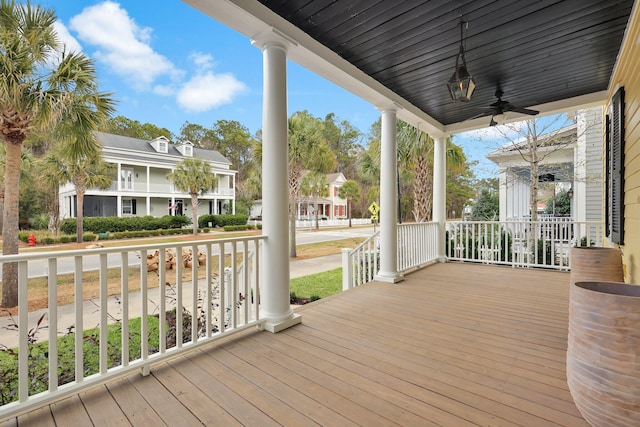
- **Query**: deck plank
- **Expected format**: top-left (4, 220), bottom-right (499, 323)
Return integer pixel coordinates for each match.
top-left (0, 263), bottom-right (589, 426)
top-left (79, 384), bottom-right (131, 426)
top-left (106, 377), bottom-right (165, 426)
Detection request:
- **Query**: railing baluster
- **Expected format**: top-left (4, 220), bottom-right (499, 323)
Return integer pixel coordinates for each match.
top-left (18, 261), bottom-right (28, 402)
top-left (48, 258), bottom-right (58, 393)
top-left (191, 243), bottom-right (198, 343)
top-left (74, 256), bottom-right (83, 384)
top-left (218, 241), bottom-right (225, 334)
top-left (205, 243), bottom-right (212, 337)
top-left (176, 245), bottom-right (183, 348)
top-left (140, 250), bottom-right (149, 374)
top-left (99, 253), bottom-right (108, 375)
top-left (121, 252), bottom-right (129, 366)
top-left (158, 249), bottom-right (166, 353)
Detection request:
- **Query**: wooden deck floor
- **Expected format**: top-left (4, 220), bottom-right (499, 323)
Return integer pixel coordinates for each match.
top-left (0, 263), bottom-right (587, 426)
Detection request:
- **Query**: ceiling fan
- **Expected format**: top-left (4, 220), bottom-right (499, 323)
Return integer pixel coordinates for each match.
top-left (469, 90), bottom-right (539, 126)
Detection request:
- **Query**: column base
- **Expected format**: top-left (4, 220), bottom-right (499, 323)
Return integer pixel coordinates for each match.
top-left (259, 313), bottom-right (302, 333)
top-left (374, 272), bottom-right (404, 283)
top-left (437, 256), bottom-right (448, 263)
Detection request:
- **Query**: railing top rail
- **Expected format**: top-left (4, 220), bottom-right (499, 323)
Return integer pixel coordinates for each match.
top-left (349, 230), bottom-right (380, 255)
top-left (0, 235), bottom-right (267, 262)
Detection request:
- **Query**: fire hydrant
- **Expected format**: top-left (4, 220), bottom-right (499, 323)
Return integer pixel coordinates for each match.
top-left (28, 233), bottom-right (36, 246)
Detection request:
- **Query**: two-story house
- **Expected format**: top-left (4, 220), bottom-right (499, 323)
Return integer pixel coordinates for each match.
top-left (59, 131), bottom-right (236, 221)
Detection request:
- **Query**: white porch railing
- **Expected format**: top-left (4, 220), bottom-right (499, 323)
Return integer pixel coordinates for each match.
top-left (342, 222), bottom-right (439, 289)
top-left (296, 218), bottom-right (373, 228)
top-left (0, 235), bottom-right (264, 419)
top-left (446, 220), bottom-right (604, 269)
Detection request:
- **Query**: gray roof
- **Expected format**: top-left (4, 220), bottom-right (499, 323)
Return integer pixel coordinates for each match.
top-left (94, 131), bottom-right (232, 165)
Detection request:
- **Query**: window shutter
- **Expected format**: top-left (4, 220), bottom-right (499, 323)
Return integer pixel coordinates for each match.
top-left (605, 114), bottom-right (610, 237)
top-left (132, 199), bottom-right (137, 215)
top-left (609, 87), bottom-right (625, 244)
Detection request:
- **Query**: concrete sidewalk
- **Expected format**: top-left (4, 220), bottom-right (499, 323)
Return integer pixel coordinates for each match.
top-left (290, 253), bottom-right (342, 279)
top-left (0, 254), bottom-right (344, 349)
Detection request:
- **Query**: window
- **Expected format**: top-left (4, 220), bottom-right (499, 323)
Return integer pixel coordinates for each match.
top-left (607, 87), bottom-right (625, 244)
top-left (158, 141), bottom-right (167, 152)
top-left (122, 198), bottom-right (136, 215)
top-left (120, 168), bottom-right (134, 190)
top-left (184, 145), bottom-right (192, 156)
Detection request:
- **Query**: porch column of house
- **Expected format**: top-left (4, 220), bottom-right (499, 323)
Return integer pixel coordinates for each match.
top-left (433, 136), bottom-right (447, 262)
top-left (146, 166), bottom-right (151, 215)
top-left (231, 174), bottom-right (236, 214)
top-left (253, 33), bottom-right (301, 332)
top-left (375, 106), bottom-right (403, 283)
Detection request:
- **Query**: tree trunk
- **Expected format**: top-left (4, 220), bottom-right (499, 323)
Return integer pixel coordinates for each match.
top-left (2, 142), bottom-right (22, 307)
top-left (412, 155), bottom-right (432, 222)
top-left (314, 195), bottom-right (319, 230)
top-left (289, 201), bottom-right (297, 258)
top-left (191, 194), bottom-right (199, 235)
top-left (76, 191), bottom-right (85, 243)
top-left (0, 184), bottom-right (5, 233)
top-left (49, 190), bottom-right (60, 237)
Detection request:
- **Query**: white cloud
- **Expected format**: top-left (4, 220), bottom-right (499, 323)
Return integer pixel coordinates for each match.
top-left (190, 52), bottom-right (214, 70)
top-left (68, 1), bottom-right (179, 89)
top-left (177, 72), bottom-right (247, 112)
top-left (52, 21), bottom-right (82, 54)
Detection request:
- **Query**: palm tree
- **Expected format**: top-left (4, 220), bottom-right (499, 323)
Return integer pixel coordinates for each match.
top-left (168, 158), bottom-right (218, 235)
top-left (397, 123), bottom-right (467, 222)
top-left (0, 1), bottom-right (115, 306)
top-left (300, 171), bottom-right (329, 230)
top-left (41, 145), bottom-right (114, 242)
top-left (287, 111), bottom-right (336, 257)
top-left (339, 180), bottom-right (362, 227)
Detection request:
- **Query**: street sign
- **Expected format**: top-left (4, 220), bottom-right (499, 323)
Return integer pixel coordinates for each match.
top-left (368, 202), bottom-right (380, 215)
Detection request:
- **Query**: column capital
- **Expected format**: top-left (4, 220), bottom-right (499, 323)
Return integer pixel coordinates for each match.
top-left (376, 101), bottom-right (402, 113)
top-left (251, 27), bottom-right (298, 51)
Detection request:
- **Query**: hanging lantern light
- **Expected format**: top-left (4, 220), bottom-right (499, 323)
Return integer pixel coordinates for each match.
top-left (447, 21), bottom-right (476, 102)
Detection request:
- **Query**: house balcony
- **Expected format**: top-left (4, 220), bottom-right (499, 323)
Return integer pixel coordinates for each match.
top-left (0, 261), bottom-right (587, 426)
top-left (95, 182), bottom-right (235, 198)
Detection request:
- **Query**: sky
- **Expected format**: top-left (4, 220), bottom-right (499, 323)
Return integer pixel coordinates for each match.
top-left (45, 0), bottom-right (500, 178)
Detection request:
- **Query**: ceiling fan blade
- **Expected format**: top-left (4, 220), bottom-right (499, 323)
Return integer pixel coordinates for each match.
top-left (465, 110), bottom-right (494, 121)
top-left (508, 106), bottom-right (539, 115)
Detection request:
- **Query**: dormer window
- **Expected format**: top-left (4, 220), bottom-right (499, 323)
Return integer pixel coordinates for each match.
top-left (150, 136), bottom-right (169, 153)
top-left (176, 141), bottom-right (194, 157)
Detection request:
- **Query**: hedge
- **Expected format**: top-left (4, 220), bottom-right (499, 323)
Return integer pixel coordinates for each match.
top-left (60, 215), bottom-right (191, 235)
top-left (198, 214), bottom-right (248, 228)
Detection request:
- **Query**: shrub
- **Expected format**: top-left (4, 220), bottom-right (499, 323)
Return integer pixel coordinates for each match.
top-left (18, 231), bottom-right (30, 243)
top-left (83, 233), bottom-right (97, 242)
top-left (223, 225), bottom-right (250, 232)
top-left (61, 215), bottom-right (191, 235)
top-left (59, 236), bottom-right (72, 243)
top-left (199, 214), bottom-right (248, 228)
top-left (31, 213), bottom-right (50, 230)
top-left (42, 237), bottom-right (55, 245)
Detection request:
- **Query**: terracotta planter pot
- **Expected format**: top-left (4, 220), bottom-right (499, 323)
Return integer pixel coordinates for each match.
top-left (568, 281), bottom-right (640, 426)
top-left (570, 247), bottom-right (623, 285)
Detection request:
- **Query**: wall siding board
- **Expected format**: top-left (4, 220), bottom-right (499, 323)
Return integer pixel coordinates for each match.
top-left (607, 5), bottom-right (640, 283)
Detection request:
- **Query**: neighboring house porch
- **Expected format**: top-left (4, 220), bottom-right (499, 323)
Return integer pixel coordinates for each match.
top-left (486, 108), bottom-right (603, 223)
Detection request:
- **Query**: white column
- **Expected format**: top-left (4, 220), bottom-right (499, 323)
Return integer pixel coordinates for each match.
top-left (433, 136), bottom-right (447, 262)
top-left (254, 36), bottom-right (300, 332)
top-left (375, 107), bottom-right (402, 283)
top-left (231, 174), bottom-right (236, 214)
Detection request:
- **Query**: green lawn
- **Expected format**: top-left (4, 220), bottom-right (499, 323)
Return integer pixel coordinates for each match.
top-left (290, 267), bottom-right (342, 300)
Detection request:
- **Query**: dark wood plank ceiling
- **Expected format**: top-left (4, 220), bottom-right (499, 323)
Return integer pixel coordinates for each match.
top-left (258, 0), bottom-right (634, 126)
